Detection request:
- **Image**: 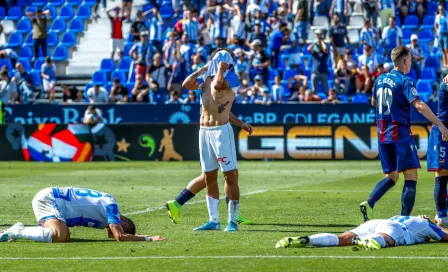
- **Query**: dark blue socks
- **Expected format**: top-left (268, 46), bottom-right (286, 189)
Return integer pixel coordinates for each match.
top-left (401, 180), bottom-right (417, 216)
top-left (434, 176), bottom-right (448, 218)
top-left (175, 188), bottom-right (195, 206)
top-left (368, 177), bottom-right (396, 208)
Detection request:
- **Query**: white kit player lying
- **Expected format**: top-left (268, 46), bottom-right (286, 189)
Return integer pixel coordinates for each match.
top-left (0, 187), bottom-right (166, 243)
top-left (276, 216), bottom-right (448, 250)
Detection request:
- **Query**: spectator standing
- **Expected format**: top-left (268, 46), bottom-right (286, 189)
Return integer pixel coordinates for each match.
top-left (380, 0), bottom-right (396, 28)
top-left (400, 0), bottom-right (426, 24)
top-left (250, 39), bottom-right (270, 86)
top-left (209, 5), bottom-right (231, 46)
top-left (167, 41), bottom-right (187, 94)
top-left (357, 45), bottom-right (378, 74)
top-left (87, 84), bottom-right (109, 103)
top-left (314, 0), bottom-right (330, 16)
top-left (41, 57), bottom-right (56, 103)
top-left (360, 19), bottom-right (377, 49)
top-left (165, 89), bottom-right (182, 104)
top-left (146, 8), bottom-right (164, 53)
top-left (62, 84), bottom-right (83, 103)
top-left (13, 63), bottom-right (33, 104)
top-left (146, 53), bottom-right (167, 102)
top-left (129, 31), bottom-right (150, 77)
top-left (27, 9), bottom-right (50, 60)
top-left (329, 14), bottom-right (350, 69)
top-left (109, 78), bottom-right (129, 103)
top-left (121, 0), bottom-right (133, 23)
top-left (407, 34), bottom-right (425, 78)
top-left (272, 75), bottom-right (284, 103)
top-left (130, 11), bottom-right (148, 42)
top-left (107, 6), bottom-right (127, 60)
top-left (284, 28), bottom-right (302, 70)
top-left (294, 0), bottom-right (309, 45)
top-left (0, 70), bottom-right (17, 104)
top-left (180, 34), bottom-right (195, 69)
top-left (183, 90), bottom-right (197, 104)
top-left (308, 29), bottom-right (329, 94)
top-left (94, 0), bottom-right (107, 20)
top-left (361, 0), bottom-right (379, 28)
top-left (330, 0), bottom-right (348, 24)
top-left (268, 23), bottom-right (287, 69)
top-left (182, 10), bottom-right (200, 45)
top-left (246, 23), bottom-right (267, 47)
top-left (247, 0), bottom-right (269, 21)
top-left (382, 16), bottom-right (402, 61)
top-left (435, 5), bottom-right (448, 68)
top-left (230, 7), bottom-right (247, 46)
top-left (131, 74), bottom-right (150, 103)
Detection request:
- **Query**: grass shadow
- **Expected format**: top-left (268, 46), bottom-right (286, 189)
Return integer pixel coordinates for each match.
top-left (241, 229), bottom-right (340, 234)
top-left (252, 223), bottom-right (358, 228)
top-left (69, 238), bottom-right (113, 243)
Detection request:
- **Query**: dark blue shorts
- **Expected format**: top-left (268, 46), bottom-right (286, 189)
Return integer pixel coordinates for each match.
top-left (427, 126), bottom-right (448, 171)
top-left (379, 140), bottom-right (421, 174)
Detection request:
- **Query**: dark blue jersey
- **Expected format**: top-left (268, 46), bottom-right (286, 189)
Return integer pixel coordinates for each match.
top-left (437, 83), bottom-right (448, 124)
top-left (372, 69), bottom-right (420, 143)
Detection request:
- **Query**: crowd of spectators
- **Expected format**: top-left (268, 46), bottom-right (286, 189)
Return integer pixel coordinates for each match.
top-left (0, 0), bottom-right (444, 105)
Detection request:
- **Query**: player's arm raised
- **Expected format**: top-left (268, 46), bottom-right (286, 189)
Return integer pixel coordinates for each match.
top-left (107, 224), bottom-right (166, 242)
top-left (182, 62), bottom-right (209, 90)
top-left (213, 62), bottom-right (230, 91)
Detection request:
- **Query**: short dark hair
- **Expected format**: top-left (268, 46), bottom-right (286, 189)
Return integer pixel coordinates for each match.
top-left (210, 48), bottom-right (235, 60)
top-left (1, 70), bottom-right (8, 78)
top-left (113, 78), bottom-right (120, 83)
top-left (120, 215), bottom-right (136, 235)
top-left (391, 46), bottom-right (410, 64)
top-left (45, 56), bottom-right (52, 63)
top-left (389, 16), bottom-right (396, 21)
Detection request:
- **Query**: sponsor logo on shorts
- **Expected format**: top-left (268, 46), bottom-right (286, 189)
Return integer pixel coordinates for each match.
top-left (225, 161), bottom-right (232, 166)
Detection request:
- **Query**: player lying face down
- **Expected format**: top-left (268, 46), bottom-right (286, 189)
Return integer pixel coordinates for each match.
top-left (0, 187), bottom-right (166, 243)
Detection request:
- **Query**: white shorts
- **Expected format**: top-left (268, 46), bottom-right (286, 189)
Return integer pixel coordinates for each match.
top-left (347, 219), bottom-right (409, 246)
top-left (199, 123), bottom-right (238, 173)
top-left (110, 38), bottom-right (124, 53)
top-left (43, 79), bottom-right (55, 92)
top-left (32, 188), bottom-right (65, 225)
top-left (289, 53), bottom-right (302, 66)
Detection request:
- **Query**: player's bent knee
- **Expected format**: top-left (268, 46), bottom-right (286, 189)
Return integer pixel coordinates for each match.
top-left (387, 172), bottom-right (399, 183)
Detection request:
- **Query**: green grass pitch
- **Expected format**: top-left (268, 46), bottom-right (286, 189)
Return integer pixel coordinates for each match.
top-left (0, 161), bottom-right (447, 271)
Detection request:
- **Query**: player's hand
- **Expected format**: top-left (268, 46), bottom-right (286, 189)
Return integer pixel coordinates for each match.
top-left (241, 122), bottom-right (253, 136)
top-left (418, 215), bottom-right (430, 220)
top-left (218, 62), bottom-right (229, 70)
top-left (440, 125), bottom-right (448, 142)
top-left (443, 74), bottom-right (448, 84)
top-left (150, 236), bottom-right (166, 241)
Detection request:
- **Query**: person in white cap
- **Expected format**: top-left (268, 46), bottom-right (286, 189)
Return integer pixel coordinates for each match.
top-left (406, 34), bottom-right (425, 78)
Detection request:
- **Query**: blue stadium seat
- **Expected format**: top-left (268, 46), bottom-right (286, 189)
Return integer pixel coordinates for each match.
top-left (100, 58), bottom-right (116, 74)
top-left (111, 70), bottom-right (127, 84)
top-left (425, 56), bottom-right (440, 69)
top-left (83, 0), bottom-right (97, 6)
top-left (0, 7), bottom-right (5, 20)
top-left (7, 32), bottom-right (24, 48)
top-left (16, 18), bottom-right (32, 34)
top-left (66, 0), bottom-right (82, 6)
top-left (117, 57), bottom-right (132, 73)
top-left (127, 34), bottom-right (134, 43)
top-left (426, 1), bottom-right (438, 15)
top-left (33, 58), bottom-right (45, 73)
top-left (403, 15), bottom-right (419, 29)
top-left (91, 71), bottom-right (108, 85)
top-left (396, 16), bottom-right (401, 27)
top-left (0, 59), bottom-right (13, 71)
top-left (24, 32), bottom-right (34, 47)
top-left (38, 47), bottom-right (51, 58)
top-left (47, 0), bottom-right (64, 7)
top-left (52, 45), bottom-right (69, 61)
top-left (18, 46), bottom-right (33, 58)
top-left (420, 43), bottom-right (430, 57)
top-left (420, 68), bottom-right (437, 81)
top-left (5, 6), bottom-right (23, 20)
top-left (421, 15), bottom-right (435, 29)
top-left (402, 29), bottom-right (414, 44)
top-left (51, 18), bottom-right (68, 34)
top-left (17, 0), bottom-right (32, 6)
top-left (77, 4), bottom-right (92, 20)
top-left (31, 71), bottom-right (42, 87)
top-left (283, 68), bottom-right (297, 80)
top-left (338, 95), bottom-right (348, 102)
top-left (25, 6), bottom-right (38, 14)
top-left (123, 42), bottom-right (133, 57)
top-left (43, 5), bottom-right (57, 20)
top-left (408, 69), bottom-right (417, 81)
top-left (416, 81), bottom-right (432, 95)
top-left (18, 58), bottom-right (32, 71)
top-left (59, 5), bottom-right (75, 20)
top-left (160, 5), bottom-right (174, 19)
top-left (32, 0), bottom-right (47, 7)
top-left (104, 82), bottom-right (112, 92)
top-left (69, 17), bottom-right (85, 33)
top-left (128, 69), bottom-right (136, 84)
top-left (143, 3), bottom-right (155, 13)
top-left (47, 31), bottom-right (59, 47)
top-left (60, 31), bottom-right (77, 47)
top-left (352, 94), bottom-right (369, 103)
top-left (418, 28), bottom-right (434, 43)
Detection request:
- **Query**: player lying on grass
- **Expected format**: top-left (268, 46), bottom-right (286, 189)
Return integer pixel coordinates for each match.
top-left (276, 215), bottom-right (448, 250)
top-left (165, 112), bottom-right (254, 225)
top-left (0, 187), bottom-right (166, 243)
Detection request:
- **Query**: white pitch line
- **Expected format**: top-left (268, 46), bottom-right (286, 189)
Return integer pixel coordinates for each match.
top-left (275, 190), bottom-right (436, 193)
top-left (1, 255), bottom-right (448, 261)
top-left (123, 190), bottom-right (268, 216)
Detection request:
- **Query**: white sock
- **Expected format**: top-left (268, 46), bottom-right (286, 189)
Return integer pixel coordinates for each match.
top-left (14, 226), bottom-right (53, 243)
top-left (228, 200), bottom-right (240, 224)
top-left (206, 196), bottom-right (220, 224)
top-left (368, 234), bottom-right (387, 248)
top-left (309, 233), bottom-right (339, 247)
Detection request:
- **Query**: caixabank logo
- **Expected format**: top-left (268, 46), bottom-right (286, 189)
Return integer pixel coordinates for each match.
top-left (238, 125), bottom-right (432, 160)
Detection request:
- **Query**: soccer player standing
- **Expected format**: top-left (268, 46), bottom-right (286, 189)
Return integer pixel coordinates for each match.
top-left (428, 81), bottom-right (448, 227)
top-left (360, 46), bottom-right (448, 221)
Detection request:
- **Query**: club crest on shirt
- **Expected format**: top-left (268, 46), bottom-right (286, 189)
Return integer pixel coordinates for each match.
top-left (411, 87), bottom-right (418, 96)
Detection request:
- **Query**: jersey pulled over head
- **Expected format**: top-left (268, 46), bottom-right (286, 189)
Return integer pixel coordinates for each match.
top-left (204, 48), bottom-right (235, 78)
